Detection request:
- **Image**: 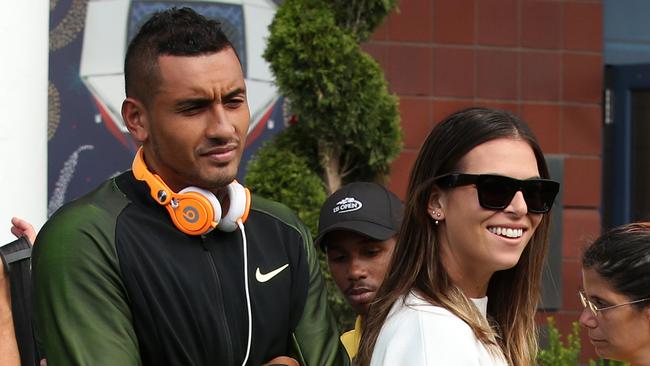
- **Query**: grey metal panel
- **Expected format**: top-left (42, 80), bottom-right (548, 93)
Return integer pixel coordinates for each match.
top-left (539, 154), bottom-right (563, 310)
top-left (604, 0), bottom-right (650, 64)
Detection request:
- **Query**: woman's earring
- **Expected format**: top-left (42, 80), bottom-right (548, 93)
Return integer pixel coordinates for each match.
top-left (433, 211), bottom-right (441, 225)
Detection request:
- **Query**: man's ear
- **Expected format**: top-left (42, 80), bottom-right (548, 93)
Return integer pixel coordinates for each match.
top-left (427, 185), bottom-right (446, 221)
top-left (122, 97), bottom-right (148, 143)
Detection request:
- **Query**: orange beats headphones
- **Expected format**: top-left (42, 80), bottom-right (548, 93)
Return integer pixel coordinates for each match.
top-left (131, 148), bottom-right (251, 235)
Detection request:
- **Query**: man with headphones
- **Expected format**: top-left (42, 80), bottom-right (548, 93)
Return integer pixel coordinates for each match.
top-left (32, 7), bottom-right (348, 366)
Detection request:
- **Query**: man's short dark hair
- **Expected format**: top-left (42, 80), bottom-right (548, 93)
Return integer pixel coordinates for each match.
top-left (124, 7), bottom-right (236, 104)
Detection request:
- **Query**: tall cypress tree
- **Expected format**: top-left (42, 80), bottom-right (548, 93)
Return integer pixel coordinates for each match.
top-left (246, 0), bottom-right (401, 328)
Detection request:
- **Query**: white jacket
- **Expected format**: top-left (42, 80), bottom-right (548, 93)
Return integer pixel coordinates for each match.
top-left (370, 292), bottom-right (508, 366)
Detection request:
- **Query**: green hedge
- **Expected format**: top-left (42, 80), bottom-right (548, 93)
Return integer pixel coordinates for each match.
top-left (538, 317), bottom-right (629, 366)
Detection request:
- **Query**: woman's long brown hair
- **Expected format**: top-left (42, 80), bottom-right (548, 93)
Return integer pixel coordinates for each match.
top-left (356, 108), bottom-right (553, 366)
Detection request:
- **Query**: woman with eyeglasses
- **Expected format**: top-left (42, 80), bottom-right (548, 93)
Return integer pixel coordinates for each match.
top-left (356, 107), bottom-right (559, 365)
top-left (579, 222), bottom-right (650, 365)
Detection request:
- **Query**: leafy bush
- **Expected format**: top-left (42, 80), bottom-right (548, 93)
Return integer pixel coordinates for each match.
top-left (246, 141), bottom-right (325, 235)
top-left (538, 317), bottom-right (581, 366)
top-left (538, 317), bottom-right (629, 366)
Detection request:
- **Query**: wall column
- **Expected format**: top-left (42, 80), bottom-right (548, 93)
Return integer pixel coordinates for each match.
top-left (0, 3), bottom-right (49, 244)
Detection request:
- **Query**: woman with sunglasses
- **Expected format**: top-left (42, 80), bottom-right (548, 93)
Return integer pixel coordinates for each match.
top-left (356, 107), bottom-right (559, 365)
top-left (579, 222), bottom-right (650, 365)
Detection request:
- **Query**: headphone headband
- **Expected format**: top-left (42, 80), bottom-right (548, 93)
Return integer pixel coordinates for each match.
top-left (132, 148), bottom-right (173, 205)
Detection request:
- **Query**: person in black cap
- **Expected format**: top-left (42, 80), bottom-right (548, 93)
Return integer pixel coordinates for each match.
top-left (314, 182), bottom-right (403, 360)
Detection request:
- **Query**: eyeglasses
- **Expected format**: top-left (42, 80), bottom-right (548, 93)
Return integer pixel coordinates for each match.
top-left (434, 173), bottom-right (560, 214)
top-left (579, 290), bottom-right (650, 317)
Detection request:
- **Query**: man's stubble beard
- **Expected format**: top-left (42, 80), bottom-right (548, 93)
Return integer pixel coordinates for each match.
top-left (150, 135), bottom-right (238, 191)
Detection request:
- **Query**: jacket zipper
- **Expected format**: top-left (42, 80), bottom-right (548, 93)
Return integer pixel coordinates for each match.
top-left (203, 237), bottom-right (235, 365)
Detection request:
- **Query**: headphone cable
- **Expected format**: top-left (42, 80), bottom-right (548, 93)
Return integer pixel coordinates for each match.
top-left (238, 219), bottom-right (252, 366)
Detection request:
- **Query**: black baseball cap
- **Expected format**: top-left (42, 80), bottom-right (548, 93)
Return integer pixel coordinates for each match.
top-left (315, 182), bottom-right (404, 249)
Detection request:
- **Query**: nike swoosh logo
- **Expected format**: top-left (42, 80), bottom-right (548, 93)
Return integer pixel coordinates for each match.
top-left (255, 264), bottom-right (289, 283)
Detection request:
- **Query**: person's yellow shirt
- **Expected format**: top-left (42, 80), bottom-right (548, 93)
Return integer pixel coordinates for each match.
top-left (340, 316), bottom-right (362, 359)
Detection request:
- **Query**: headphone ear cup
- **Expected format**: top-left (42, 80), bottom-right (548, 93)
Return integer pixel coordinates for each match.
top-left (174, 187), bottom-right (222, 235)
top-left (218, 182), bottom-right (251, 232)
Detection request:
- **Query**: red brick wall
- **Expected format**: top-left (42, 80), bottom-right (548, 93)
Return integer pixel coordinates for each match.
top-left (365, 0), bottom-right (603, 361)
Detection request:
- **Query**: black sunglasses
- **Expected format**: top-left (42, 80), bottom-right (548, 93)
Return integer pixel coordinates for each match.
top-left (434, 173), bottom-right (560, 214)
